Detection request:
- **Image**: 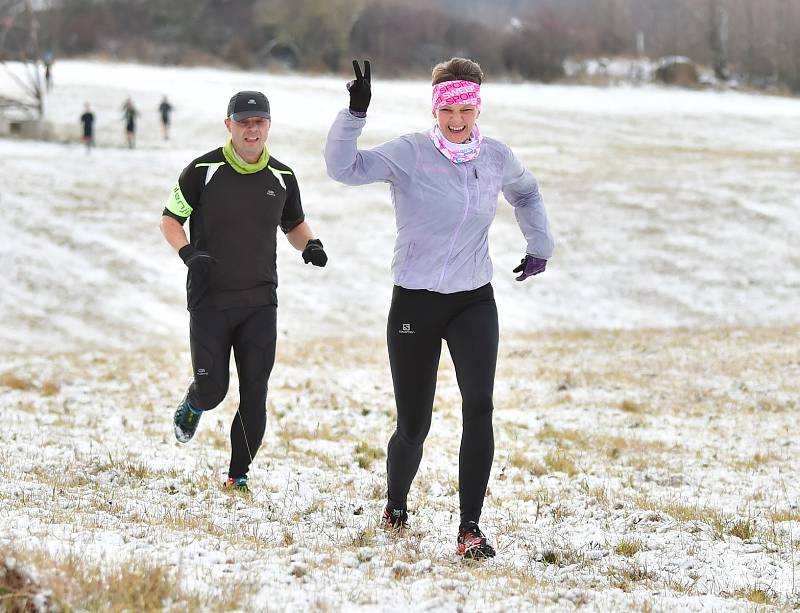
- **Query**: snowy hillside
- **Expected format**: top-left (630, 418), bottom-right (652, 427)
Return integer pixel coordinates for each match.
top-left (0, 61), bottom-right (798, 352)
top-left (1, 61), bottom-right (799, 611)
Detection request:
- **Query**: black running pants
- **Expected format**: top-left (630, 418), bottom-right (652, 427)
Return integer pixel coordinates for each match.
top-left (386, 283), bottom-right (498, 525)
top-left (186, 305), bottom-right (277, 479)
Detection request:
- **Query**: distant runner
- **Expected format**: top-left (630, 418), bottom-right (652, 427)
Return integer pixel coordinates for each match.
top-left (160, 90), bottom-right (328, 493)
top-left (159, 96), bottom-right (173, 140)
top-left (325, 58), bottom-right (554, 559)
top-left (121, 98), bottom-right (138, 148)
top-left (80, 103), bottom-right (95, 153)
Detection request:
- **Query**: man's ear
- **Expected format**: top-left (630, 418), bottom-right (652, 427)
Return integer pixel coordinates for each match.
top-left (224, 118), bottom-right (232, 133)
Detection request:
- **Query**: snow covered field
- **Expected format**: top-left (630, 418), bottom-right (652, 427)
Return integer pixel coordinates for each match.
top-left (1, 60), bottom-right (799, 611)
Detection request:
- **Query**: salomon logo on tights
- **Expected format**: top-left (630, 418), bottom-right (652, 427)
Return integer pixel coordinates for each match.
top-left (196, 368), bottom-right (208, 376)
top-left (399, 323), bottom-right (415, 334)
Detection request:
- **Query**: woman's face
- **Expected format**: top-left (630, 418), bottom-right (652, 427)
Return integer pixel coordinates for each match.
top-left (435, 104), bottom-right (479, 143)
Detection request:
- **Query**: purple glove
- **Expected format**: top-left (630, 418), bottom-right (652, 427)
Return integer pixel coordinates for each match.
top-left (513, 255), bottom-right (547, 281)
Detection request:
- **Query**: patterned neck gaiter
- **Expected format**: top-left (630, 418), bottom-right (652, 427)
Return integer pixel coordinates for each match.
top-left (430, 123), bottom-right (482, 164)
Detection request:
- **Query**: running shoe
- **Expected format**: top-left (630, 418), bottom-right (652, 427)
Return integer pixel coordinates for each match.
top-left (173, 397), bottom-right (202, 443)
top-left (224, 476), bottom-right (249, 493)
top-left (457, 521), bottom-right (496, 559)
top-left (381, 505), bottom-right (409, 533)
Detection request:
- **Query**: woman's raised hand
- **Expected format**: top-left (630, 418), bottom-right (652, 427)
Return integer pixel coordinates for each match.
top-left (347, 60), bottom-right (371, 114)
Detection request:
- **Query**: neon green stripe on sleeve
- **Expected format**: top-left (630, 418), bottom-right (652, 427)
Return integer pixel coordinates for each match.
top-left (165, 181), bottom-right (193, 218)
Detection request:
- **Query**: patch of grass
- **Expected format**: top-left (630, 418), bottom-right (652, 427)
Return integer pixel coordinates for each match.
top-left (619, 399), bottom-right (646, 414)
top-left (0, 372), bottom-right (37, 391)
top-left (614, 538), bottom-right (644, 557)
top-left (551, 504), bottom-right (574, 523)
top-left (537, 424), bottom-right (588, 448)
top-left (352, 526), bottom-right (377, 548)
top-left (354, 441), bottom-right (385, 470)
top-left (770, 509), bottom-right (800, 522)
top-left (365, 481), bottom-right (385, 500)
top-left (123, 461), bottom-right (154, 480)
top-left (607, 564), bottom-right (656, 591)
top-left (1, 546), bottom-right (252, 612)
top-left (726, 517), bottom-right (756, 541)
top-left (543, 449), bottom-right (578, 476)
top-left (278, 421), bottom-right (340, 443)
top-left (508, 450), bottom-right (546, 476)
top-left (590, 485), bottom-right (609, 507)
top-left (634, 496), bottom-right (715, 523)
top-left (734, 451), bottom-right (780, 471)
top-left (539, 539), bottom-right (589, 569)
top-left (40, 379), bottom-right (61, 396)
top-left (732, 585), bottom-right (778, 605)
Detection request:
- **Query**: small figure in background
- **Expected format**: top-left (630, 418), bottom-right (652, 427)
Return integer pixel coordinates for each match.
top-left (121, 97), bottom-right (139, 149)
top-left (80, 102), bottom-right (95, 153)
top-left (43, 50), bottom-right (54, 91)
top-left (159, 96), bottom-right (173, 140)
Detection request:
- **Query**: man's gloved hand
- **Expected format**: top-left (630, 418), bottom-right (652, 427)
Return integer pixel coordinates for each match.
top-left (302, 238), bottom-right (328, 267)
top-left (347, 60), bottom-right (371, 115)
top-left (513, 255), bottom-right (547, 281)
top-left (179, 244), bottom-right (217, 274)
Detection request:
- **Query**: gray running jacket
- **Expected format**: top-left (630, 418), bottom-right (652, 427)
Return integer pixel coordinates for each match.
top-left (325, 109), bottom-right (554, 294)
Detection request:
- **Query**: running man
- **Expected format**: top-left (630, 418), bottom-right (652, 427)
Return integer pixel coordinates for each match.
top-left (160, 90), bottom-right (328, 492)
top-left (159, 96), bottom-right (173, 140)
top-left (80, 103), bottom-right (95, 153)
top-left (122, 98), bottom-right (138, 148)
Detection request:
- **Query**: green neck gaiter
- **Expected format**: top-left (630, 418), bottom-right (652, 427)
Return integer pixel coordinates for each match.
top-left (223, 138), bottom-right (269, 174)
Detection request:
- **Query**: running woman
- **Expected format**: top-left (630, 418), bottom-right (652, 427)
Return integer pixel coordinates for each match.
top-left (325, 58), bottom-right (554, 558)
top-left (161, 90), bottom-right (328, 492)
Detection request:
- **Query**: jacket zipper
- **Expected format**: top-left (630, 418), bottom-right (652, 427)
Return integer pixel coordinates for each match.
top-left (436, 164), bottom-right (471, 291)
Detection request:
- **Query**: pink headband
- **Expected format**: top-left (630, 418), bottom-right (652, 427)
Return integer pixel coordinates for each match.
top-left (432, 80), bottom-right (481, 113)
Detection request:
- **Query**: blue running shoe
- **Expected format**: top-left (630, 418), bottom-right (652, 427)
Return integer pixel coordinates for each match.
top-left (174, 397), bottom-right (203, 443)
top-left (224, 476), bottom-right (249, 493)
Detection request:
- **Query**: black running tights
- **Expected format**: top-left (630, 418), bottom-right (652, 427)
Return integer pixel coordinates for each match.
top-left (186, 305), bottom-right (277, 479)
top-left (386, 283), bottom-right (498, 525)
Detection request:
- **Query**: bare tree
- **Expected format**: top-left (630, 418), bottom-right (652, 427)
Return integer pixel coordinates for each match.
top-left (0, 0), bottom-right (44, 117)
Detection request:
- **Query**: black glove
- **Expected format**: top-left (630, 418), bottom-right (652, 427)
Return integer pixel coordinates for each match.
top-left (178, 244), bottom-right (217, 274)
top-left (347, 60), bottom-right (371, 114)
top-left (302, 238), bottom-right (327, 267)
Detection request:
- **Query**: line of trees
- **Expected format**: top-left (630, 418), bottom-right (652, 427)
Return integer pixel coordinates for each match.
top-left (19, 0), bottom-right (800, 91)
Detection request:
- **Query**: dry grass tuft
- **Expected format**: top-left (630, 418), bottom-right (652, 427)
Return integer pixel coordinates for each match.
top-left (354, 441), bottom-right (385, 470)
top-left (543, 449), bottom-right (578, 476)
top-left (0, 372), bottom-right (37, 391)
top-left (0, 546), bottom-right (246, 612)
top-left (770, 509), bottom-right (800, 523)
top-left (607, 564), bottom-right (656, 591)
top-left (614, 538), bottom-right (644, 557)
top-left (537, 424), bottom-right (589, 448)
top-left (732, 585), bottom-right (779, 605)
top-left (734, 451), bottom-right (780, 472)
top-left (508, 450), bottom-right (546, 476)
top-left (619, 399), bottom-right (646, 414)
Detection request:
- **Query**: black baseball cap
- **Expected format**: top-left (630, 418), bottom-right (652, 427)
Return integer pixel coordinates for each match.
top-left (227, 90), bottom-right (270, 121)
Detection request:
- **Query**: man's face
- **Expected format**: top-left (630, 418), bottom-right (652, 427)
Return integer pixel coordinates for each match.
top-left (434, 104), bottom-right (479, 144)
top-left (225, 116), bottom-right (271, 162)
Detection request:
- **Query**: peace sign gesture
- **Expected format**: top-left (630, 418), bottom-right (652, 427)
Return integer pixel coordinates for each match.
top-left (347, 59), bottom-right (371, 114)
